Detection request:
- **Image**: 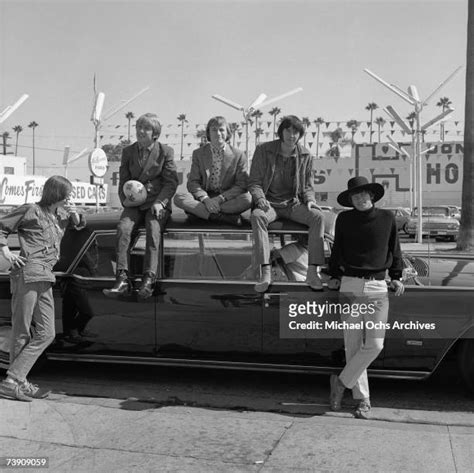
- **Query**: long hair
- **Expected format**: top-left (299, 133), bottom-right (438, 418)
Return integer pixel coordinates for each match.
top-left (136, 113), bottom-right (161, 139)
top-left (38, 175), bottom-right (73, 208)
top-left (206, 116), bottom-right (231, 143)
top-left (277, 115), bottom-right (305, 141)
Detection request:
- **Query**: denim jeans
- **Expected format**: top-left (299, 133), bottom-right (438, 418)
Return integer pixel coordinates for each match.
top-left (338, 276), bottom-right (389, 400)
top-left (116, 207), bottom-right (170, 274)
top-left (250, 203), bottom-right (325, 266)
top-left (8, 272), bottom-right (55, 383)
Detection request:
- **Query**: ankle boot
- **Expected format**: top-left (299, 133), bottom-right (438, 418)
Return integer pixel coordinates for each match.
top-left (138, 271), bottom-right (155, 299)
top-left (254, 265), bottom-right (272, 293)
top-left (103, 270), bottom-right (130, 297)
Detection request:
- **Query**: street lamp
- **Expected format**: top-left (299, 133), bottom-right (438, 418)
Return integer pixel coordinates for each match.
top-left (211, 88), bottom-right (303, 164)
top-left (365, 67), bottom-right (461, 243)
top-left (0, 94), bottom-right (29, 124)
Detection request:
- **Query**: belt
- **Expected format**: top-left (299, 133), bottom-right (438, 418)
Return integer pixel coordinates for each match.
top-left (343, 270), bottom-right (386, 280)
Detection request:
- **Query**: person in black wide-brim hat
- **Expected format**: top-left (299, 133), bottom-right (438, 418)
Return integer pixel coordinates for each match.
top-left (327, 176), bottom-right (405, 420)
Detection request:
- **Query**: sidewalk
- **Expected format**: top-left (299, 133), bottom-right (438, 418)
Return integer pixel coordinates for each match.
top-left (1, 395), bottom-right (472, 473)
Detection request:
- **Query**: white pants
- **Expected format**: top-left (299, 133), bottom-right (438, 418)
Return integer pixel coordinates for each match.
top-left (338, 276), bottom-right (389, 400)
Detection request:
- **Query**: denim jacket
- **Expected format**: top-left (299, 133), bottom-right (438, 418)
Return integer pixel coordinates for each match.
top-left (0, 203), bottom-right (83, 283)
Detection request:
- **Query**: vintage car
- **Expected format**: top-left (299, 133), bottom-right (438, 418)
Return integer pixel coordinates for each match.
top-left (0, 211), bottom-right (473, 392)
top-left (379, 206), bottom-right (411, 234)
top-left (406, 206), bottom-right (460, 241)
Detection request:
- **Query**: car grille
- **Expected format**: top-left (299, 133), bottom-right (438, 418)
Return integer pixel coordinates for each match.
top-left (423, 221), bottom-right (455, 230)
top-left (408, 257), bottom-right (429, 277)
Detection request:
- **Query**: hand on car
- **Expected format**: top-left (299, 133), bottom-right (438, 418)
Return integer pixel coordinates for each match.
top-left (390, 280), bottom-right (405, 296)
top-left (1, 246), bottom-right (26, 268)
top-left (203, 196), bottom-right (221, 214)
top-left (256, 198), bottom-right (270, 212)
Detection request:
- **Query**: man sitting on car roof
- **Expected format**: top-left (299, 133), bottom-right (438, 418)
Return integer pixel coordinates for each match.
top-left (174, 116), bottom-right (251, 226)
top-left (248, 115), bottom-right (325, 293)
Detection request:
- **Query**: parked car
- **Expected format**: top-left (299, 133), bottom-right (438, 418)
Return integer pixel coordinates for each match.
top-left (447, 205), bottom-right (462, 222)
top-left (380, 206), bottom-right (411, 234)
top-left (406, 206), bottom-right (460, 241)
top-left (0, 211), bottom-right (473, 392)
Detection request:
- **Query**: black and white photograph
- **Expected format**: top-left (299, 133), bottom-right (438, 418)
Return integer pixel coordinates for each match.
top-left (0, 0), bottom-right (473, 471)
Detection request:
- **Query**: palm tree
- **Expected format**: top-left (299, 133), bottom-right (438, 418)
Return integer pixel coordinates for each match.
top-left (251, 110), bottom-right (263, 144)
top-left (327, 127), bottom-right (344, 157)
top-left (28, 121), bottom-right (38, 173)
top-left (177, 114), bottom-right (188, 159)
top-left (125, 111), bottom-right (135, 142)
top-left (374, 117), bottom-right (386, 143)
top-left (346, 119), bottom-right (360, 144)
top-left (229, 122), bottom-right (239, 147)
top-left (196, 129), bottom-right (207, 147)
top-left (313, 117), bottom-right (325, 158)
top-left (365, 103), bottom-right (378, 143)
top-left (458, 0), bottom-right (474, 250)
top-left (302, 117), bottom-right (311, 148)
top-left (2, 132), bottom-right (10, 155)
top-left (12, 125), bottom-right (23, 155)
top-left (268, 107), bottom-right (281, 138)
top-left (436, 97), bottom-right (452, 142)
top-left (255, 127), bottom-right (264, 144)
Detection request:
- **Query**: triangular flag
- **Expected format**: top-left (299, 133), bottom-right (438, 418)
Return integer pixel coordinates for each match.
top-left (238, 132), bottom-right (243, 138)
top-left (308, 142), bottom-right (313, 148)
top-left (348, 168), bottom-right (354, 176)
top-left (327, 169), bottom-right (332, 176)
top-left (366, 122), bottom-right (371, 127)
top-left (447, 154), bottom-right (453, 161)
top-left (390, 168), bottom-right (395, 174)
top-left (267, 121), bottom-right (272, 127)
top-left (312, 132), bottom-right (316, 138)
top-left (390, 121), bottom-right (395, 127)
top-left (165, 134), bottom-right (169, 138)
top-left (361, 132), bottom-right (366, 137)
top-left (369, 168), bottom-right (375, 175)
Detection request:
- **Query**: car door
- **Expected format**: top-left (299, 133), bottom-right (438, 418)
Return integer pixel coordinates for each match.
top-left (260, 232), bottom-right (351, 369)
top-left (52, 229), bottom-right (156, 356)
top-left (155, 229), bottom-right (263, 360)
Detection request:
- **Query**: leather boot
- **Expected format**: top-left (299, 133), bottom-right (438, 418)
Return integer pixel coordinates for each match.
top-left (103, 270), bottom-right (130, 297)
top-left (209, 213), bottom-right (242, 227)
top-left (254, 264), bottom-right (272, 293)
top-left (138, 271), bottom-right (155, 299)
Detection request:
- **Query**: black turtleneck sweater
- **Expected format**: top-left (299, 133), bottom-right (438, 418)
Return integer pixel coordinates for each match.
top-left (328, 206), bottom-right (403, 280)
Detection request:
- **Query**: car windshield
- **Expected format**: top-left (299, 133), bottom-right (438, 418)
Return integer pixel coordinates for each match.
top-left (413, 207), bottom-right (449, 217)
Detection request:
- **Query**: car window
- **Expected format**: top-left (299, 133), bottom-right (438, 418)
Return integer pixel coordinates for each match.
top-left (163, 232), bottom-right (253, 280)
top-left (73, 232), bottom-right (117, 278)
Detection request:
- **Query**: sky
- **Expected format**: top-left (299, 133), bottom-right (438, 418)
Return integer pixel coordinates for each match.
top-left (0, 0), bottom-right (468, 180)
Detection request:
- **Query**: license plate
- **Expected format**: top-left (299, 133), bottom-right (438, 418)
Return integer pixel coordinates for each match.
top-left (436, 231), bottom-right (446, 235)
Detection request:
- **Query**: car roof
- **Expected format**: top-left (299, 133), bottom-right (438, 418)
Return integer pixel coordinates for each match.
top-left (84, 210), bottom-right (317, 235)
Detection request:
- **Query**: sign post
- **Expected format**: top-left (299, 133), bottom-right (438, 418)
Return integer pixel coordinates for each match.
top-left (88, 148), bottom-right (108, 211)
